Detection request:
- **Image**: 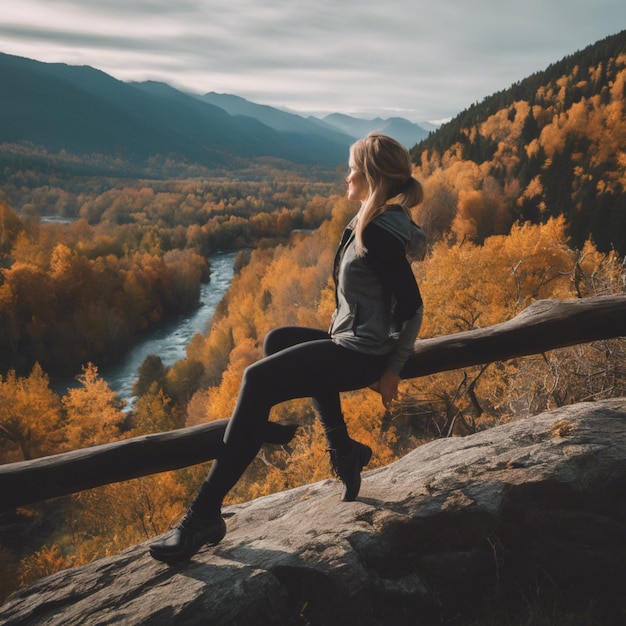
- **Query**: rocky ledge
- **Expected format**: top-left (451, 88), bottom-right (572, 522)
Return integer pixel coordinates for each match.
top-left (2, 399), bottom-right (626, 625)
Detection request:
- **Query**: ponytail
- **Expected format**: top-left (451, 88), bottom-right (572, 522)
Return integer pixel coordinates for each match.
top-left (351, 134), bottom-right (423, 256)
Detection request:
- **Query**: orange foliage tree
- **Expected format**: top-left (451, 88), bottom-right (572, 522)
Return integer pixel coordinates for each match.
top-left (61, 363), bottom-right (126, 450)
top-left (0, 363), bottom-right (62, 462)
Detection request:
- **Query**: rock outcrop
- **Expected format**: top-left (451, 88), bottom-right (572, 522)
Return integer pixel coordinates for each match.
top-left (2, 399), bottom-right (626, 625)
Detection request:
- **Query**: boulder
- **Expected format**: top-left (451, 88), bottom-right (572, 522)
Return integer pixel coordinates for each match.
top-left (2, 399), bottom-right (626, 625)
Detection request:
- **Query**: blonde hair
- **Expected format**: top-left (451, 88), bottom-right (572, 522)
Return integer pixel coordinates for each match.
top-left (350, 133), bottom-right (423, 256)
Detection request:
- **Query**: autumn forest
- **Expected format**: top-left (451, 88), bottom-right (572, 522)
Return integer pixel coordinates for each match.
top-left (1, 31), bottom-right (626, 603)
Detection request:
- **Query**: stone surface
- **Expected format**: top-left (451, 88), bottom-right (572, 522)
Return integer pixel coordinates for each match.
top-left (2, 399), bottom-right (626, 625)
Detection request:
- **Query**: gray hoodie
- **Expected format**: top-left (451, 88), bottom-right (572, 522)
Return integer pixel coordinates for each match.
top-left (330, 207), bottom-right (424, 368)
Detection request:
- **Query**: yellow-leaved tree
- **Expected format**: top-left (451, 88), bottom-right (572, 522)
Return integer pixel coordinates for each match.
top-left (0, 363), bottom-right (63, 462)
top-left (61, 363), bottom-right (125, 450)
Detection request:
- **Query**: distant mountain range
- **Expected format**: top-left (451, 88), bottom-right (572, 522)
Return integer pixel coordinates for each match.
top-left (199, 92), bottom-right (429, 148)
top-left (0, 52), bottom-right (429, 173)
top-left (319, 113), bottom-right (428, 148)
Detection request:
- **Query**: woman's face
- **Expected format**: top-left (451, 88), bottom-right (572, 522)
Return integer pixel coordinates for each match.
top-left (346, 163), bottom-right (369, 202)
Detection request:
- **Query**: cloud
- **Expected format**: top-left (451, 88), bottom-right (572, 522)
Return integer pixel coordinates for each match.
top-left (1, 0), bottom-right (624, 122)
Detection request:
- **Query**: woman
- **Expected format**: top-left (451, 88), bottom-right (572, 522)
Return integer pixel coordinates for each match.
top-left (149, 134), bottom-right (425, 564)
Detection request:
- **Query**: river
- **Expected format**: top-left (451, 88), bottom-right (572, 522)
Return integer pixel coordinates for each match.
top-left (101, 250), bottom-right (237, 410)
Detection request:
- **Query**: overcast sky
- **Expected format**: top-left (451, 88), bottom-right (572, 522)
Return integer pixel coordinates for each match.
top-left (1, 1), bottom-right (624, 124)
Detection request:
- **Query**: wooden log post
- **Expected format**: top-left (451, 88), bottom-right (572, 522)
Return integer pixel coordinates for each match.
top-left (401, 295), bottom-right (626, 379)
top-left (1, 295), bottom-right (626, 512)
top-left (0, 420), bottom-right (298, 512)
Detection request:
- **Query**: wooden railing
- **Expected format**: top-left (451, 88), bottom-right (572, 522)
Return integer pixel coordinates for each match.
top-left (2, 295), bottom-right (626, 512)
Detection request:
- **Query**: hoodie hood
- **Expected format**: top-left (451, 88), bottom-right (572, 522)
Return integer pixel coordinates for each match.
top-left (373, 207), bottom-right (426, 261)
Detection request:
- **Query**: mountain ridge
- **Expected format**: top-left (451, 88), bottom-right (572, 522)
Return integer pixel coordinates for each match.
top-left (199, 91), bottom-right (429, 148)
top-left (321, 112), bottom-right (429, 147)
top-left (0, 51), bottom-right (431, 176)
top-left (0, 52), bottom-right (353, 170)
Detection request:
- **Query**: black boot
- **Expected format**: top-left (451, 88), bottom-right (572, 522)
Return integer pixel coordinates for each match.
top-left (328, 440), bottom-right (372, 502)
top-left (149, 510), bottom-right (226, 564)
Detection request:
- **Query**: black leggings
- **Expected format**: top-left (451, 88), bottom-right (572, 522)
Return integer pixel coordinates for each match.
top-left (191, 326), bottom-right (389, 515)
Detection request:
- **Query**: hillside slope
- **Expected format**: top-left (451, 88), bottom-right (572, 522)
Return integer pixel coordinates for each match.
top-left (411, 30), bottom-right (626, 254)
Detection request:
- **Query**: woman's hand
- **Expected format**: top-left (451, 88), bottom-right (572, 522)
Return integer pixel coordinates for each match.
top-left (370, 371), bottom-right (400, 410)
